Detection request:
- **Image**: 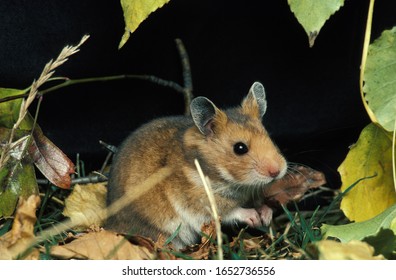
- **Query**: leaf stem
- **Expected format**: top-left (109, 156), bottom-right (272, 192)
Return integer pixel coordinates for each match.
top-left (360, 0), bottom-right (378, 123)
top-left (0, 75), bottom-right (186, 104)
top-left (392, 119), bottom-right (396, 192)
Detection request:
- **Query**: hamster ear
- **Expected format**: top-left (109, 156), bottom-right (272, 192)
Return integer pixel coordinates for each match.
top-left (190, 97), bottom-right (225, 136)
top-left (242, 82), bottom-right (267, 119)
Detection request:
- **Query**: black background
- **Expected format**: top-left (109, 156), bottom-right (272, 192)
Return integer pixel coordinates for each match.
top-left (1, 0), bottom-right (395, 189)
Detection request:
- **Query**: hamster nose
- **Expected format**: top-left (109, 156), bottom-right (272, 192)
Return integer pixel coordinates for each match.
top-left (269, 169), bottom-right (280, 178)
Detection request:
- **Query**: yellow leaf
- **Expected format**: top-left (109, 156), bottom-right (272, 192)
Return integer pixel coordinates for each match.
top-left (314, 240), bottom-right (385, 260)
top-left (119, 0), bottom-right (171, 49)
top-left (63, 183), bottom-right (107, 229)
top-left (0, 195), bottom-right (41, 260)
top-left (338, 123), bottom-right (396, 222)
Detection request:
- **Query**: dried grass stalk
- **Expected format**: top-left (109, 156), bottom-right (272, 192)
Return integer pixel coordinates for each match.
top-left (194, 159), bottom-right (223, 260)
top-left (0, 35), bottom-right (90, 168)
top-left (14, 35), bottom-right (90, 131)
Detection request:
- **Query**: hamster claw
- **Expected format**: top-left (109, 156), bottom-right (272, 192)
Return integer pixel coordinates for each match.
top-left (256, 204), bottom-right (273, 226)
top-left (225, 207), bottom-right (268, 228)
top-left (242, 208), bottom-right (263, 228)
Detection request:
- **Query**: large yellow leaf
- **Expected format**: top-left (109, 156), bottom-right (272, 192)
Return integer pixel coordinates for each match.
top-left (338, 123), bottom-right (396, 222)
top-left (50, 230), bottom-right (154, 260)
top-left (63, 183), bottom-right (107, 229)
top-left (312, 240), bottom-right (384, 260)
top-left (119, 0), bottom-right (171, 49)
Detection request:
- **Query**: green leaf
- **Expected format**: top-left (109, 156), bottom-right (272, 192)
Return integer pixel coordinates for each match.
top-left (363, 27), bottom-right (396, 132)
top-left (321, 204), bottom-right (396, 243)
top-left (0, 116), bottom-right (37, 218)
top-left (0, 86), bottom-right (74, 217)
top-left (119, 0), bottom-right (171, 49)
top-left (0, 148), bottom-right (38, 217)
top-left (0, 88), bottom-right (28, 129)
top-left (1, 87), bottom-right (74, 189)
top-left (338, 123), bottom-right (396, 222)
top-left (288, 0), bottom-right (344, 47)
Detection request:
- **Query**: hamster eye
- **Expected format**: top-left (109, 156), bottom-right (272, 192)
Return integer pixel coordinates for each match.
top-left (233, 142), bottom-right (249, 155)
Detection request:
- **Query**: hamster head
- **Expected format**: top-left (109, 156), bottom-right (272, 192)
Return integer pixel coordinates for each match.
top-left (189, 82), bottom-right (287, 187)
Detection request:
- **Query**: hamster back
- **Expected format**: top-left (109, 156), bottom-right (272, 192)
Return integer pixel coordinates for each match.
top-left (106, 82), bottom-right (287, 249)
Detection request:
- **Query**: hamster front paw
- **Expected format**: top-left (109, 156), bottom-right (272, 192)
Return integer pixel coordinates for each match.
top-left (256, 204), bottom-right (273, 226)
top-left (224, 207), bottom-right (270, 228)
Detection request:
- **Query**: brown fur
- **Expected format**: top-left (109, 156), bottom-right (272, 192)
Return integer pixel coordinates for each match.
top-left (106, 83), bottom-right (287, 249)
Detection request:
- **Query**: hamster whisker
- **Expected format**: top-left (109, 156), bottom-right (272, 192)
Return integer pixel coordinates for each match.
top-left (247, 153), bottom-right (259, 165)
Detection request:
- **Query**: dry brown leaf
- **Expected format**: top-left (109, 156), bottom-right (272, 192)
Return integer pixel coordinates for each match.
top-left (229, 233), bottom-right (272, 253)
top-left (0, 195), bottom-right (41, 259)
top-left (29, 126), bottom-right (75, 189)
top-left (153, 234), bottom-right (179, 260)
top-left (50, 230), bottom-right (154, 260)
top-left (200, 220), bottom-right (216, 245)
top-left (243, 236), bottom-right (266, 251)
top-left (155, 234), bottom-right (168, 249)
top-left (62, 183), bottom-right (107, 229)
top-left (156, 249), bottom-right (179, 260)
top-left (184, 221), bottom-right (217, 260)
top-left (128, 234), bottom-right (156, 251)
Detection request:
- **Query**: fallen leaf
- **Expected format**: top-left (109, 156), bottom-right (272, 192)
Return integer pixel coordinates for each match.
top-left (312, 239), bottom-right (384, 260)
top-left (63, 183), bottom-right (107, 229)
top-left (242, 236), bottom-right (266, 251)
top-left (128, 234), bottom-right (156, 252)
top-left (338, 123), bottom-right (396, 222)
top-left (184, 221), bottom-right (217, 260)
top-left (29, 125), bottom-right (75, 189)
top-left (0, 195), bottom-right (41, 260)
top-left (119, 0), bottom-right (171, 48)
top-left (288, 0), bottom-right (344, 47)
top-left (364, 27), bottom-right (396, 132)
top-left (50, 230), bottom-right (154, 260)
top-left (321, 204), bottom-right (396, 242)
top-left (200, 220), bottom-right (217, 246)
top-left (264, 165), bottom-right (326, 205)
top-left (228, 231), bottom-right (276, 259)
top-left (151, 234), bottom-right (179, 259)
